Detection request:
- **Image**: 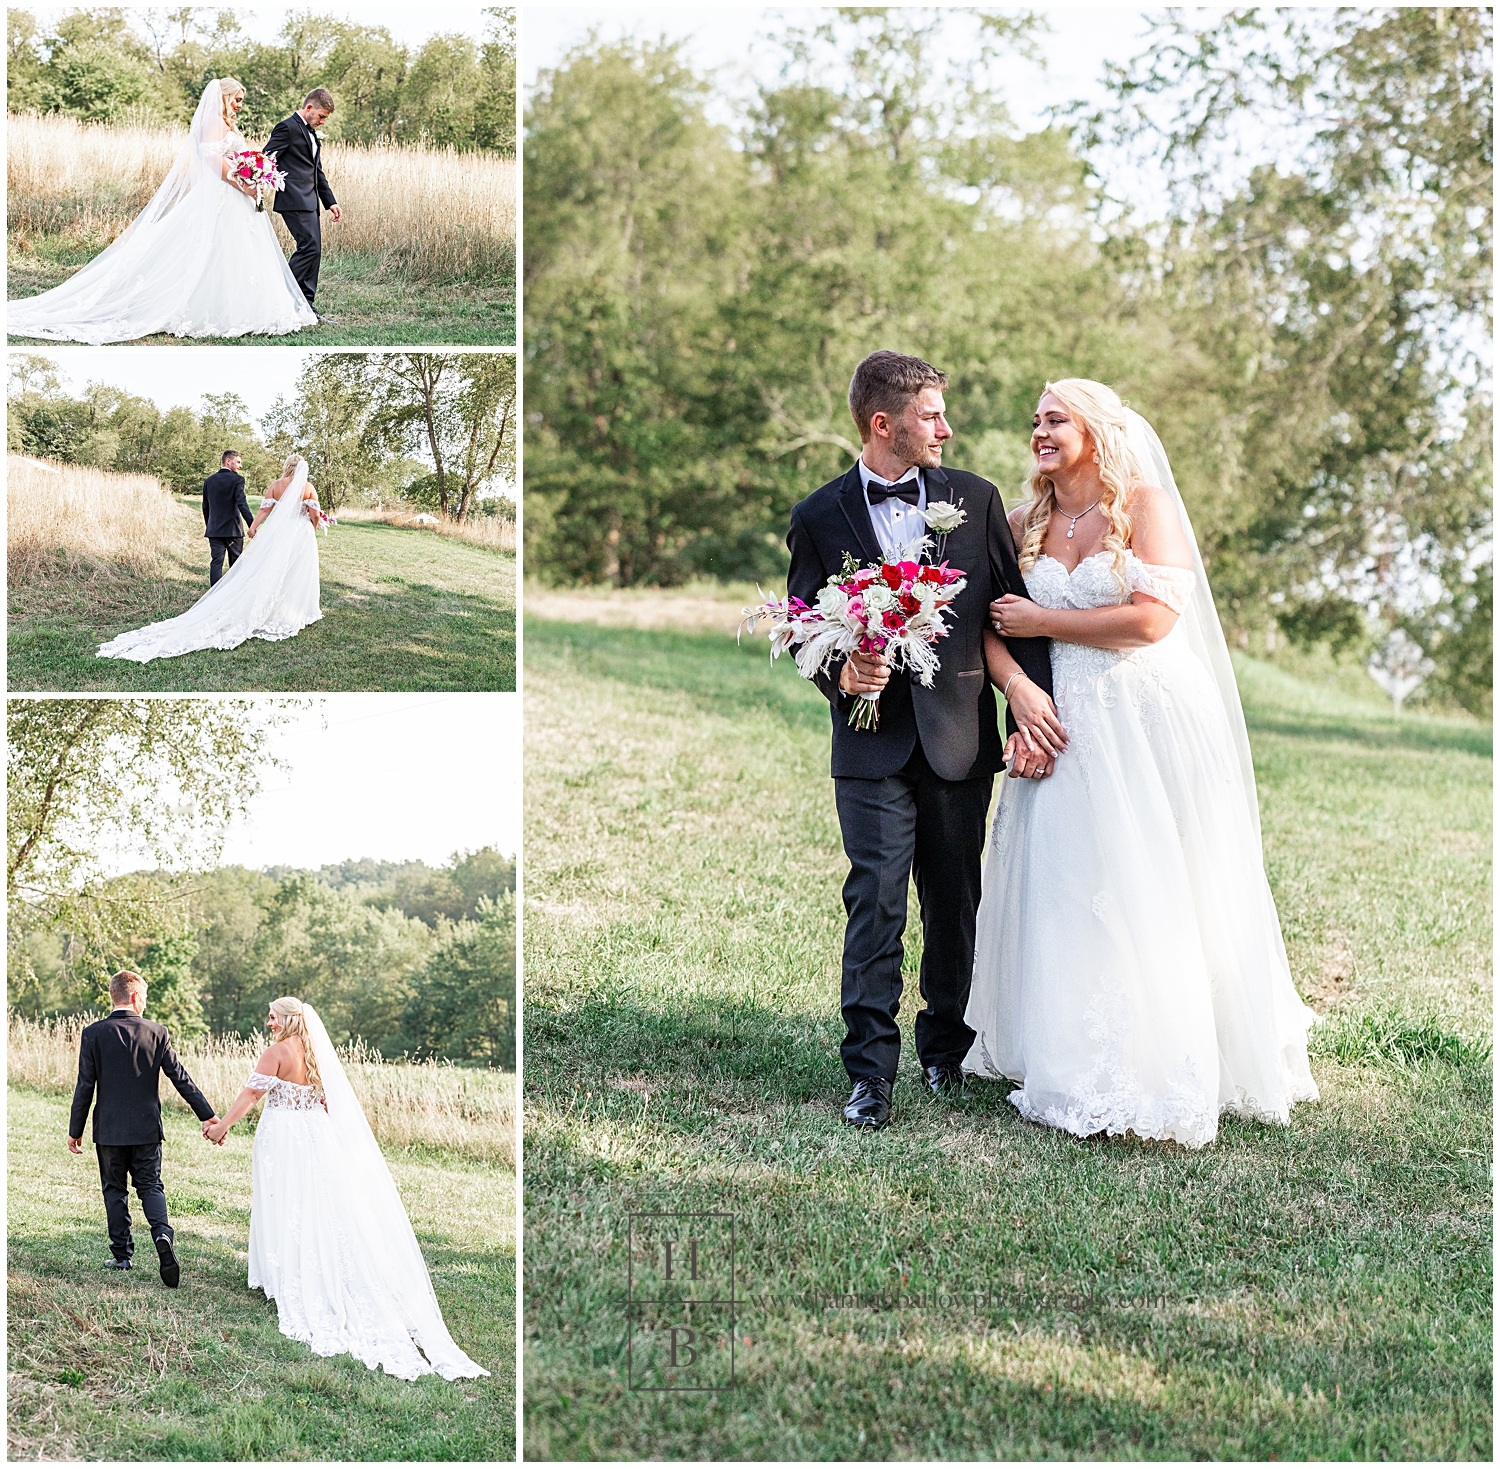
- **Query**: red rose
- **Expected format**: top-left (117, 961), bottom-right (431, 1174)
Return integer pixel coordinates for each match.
top-left (881, 564), bottom-right (902, 590)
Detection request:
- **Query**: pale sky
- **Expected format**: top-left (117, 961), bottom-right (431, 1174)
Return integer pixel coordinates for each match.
top-left (218, 695), bottom-right (521, 870)
top-left (25, 347), bottom-right (313, 429)
top-left (523, 5), bottom-right (1155, 135)
top-left (28, 5), bottom-right (493, 50)
top-left (96, 695), bottom-right (522, 876)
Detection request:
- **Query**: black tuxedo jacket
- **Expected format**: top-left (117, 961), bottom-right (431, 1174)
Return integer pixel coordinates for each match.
top-left (202, 468), bottom-right (252, 540)
top-left (786, 462), bottom-right (1053, 782)
top-left (266, 114), bottom-right (337, 215)
top-left (69, 1010), bottom-right (215, 1146)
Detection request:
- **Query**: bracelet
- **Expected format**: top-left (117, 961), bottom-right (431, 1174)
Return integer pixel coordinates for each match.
top-left (1003, 672), bottom-right (1028, 702)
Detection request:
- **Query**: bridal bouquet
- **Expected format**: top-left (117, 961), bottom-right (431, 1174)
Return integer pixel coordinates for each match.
top-left (229, 149), bottom-right (285, 212)
top-left (741, 552), bottom-right (967, 730)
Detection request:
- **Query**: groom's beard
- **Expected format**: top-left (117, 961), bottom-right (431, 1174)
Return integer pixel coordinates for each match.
top-left (891, 424), bottom-right (943, 470)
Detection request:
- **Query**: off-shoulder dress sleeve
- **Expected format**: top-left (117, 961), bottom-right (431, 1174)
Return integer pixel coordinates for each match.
top-left (245, 1071), bottom-right (277, 1091)
top-left (1128, 557), bottom-right (1196, 613)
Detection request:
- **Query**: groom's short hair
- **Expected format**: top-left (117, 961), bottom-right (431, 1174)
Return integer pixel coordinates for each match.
top-left (109, 971), bottom-right (146, 1004)
top-left (302, 88), bottom-right (335, 113)
top-left (849, 351), bottom-right (948, 441)
top-left (221, 450), bottom-right (240, 465)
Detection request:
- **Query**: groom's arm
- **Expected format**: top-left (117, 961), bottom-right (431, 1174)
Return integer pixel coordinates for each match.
top-left (68, 1030), bottom-right (97, 1146)
top-left (159, 1037), bottom-right (216, 1124)
top-left (314, 144), bottom-right (336, 210)
top-left (234, 475), bottom-right (254, 533)
top-left (986, 485), bottom-right (1053, 704)
top-left (786, 505), bottom-right (845, 705)
top-left (265, 118), bottom-right (295, 162)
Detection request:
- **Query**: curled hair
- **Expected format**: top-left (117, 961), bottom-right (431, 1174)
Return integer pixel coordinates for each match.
top-left (282, 453), bottom-right (303, 475)
top-left (1017, 378), bottom-right (1147, 591)
top-left (269, 996), bottom-right (323, 1096)
top-left (218, 77), bottom-right (246, 128)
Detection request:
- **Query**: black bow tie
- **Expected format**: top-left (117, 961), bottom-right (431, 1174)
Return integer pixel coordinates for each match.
top-left (866, 478), bottom-right (920, 505)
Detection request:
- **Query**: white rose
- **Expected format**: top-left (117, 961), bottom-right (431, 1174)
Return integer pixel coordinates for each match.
top-left (922, 500), bottom-right (966, 534)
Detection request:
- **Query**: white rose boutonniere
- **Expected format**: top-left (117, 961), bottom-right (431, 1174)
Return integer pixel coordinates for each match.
top-left (921, 500), bottom-right (966, 560)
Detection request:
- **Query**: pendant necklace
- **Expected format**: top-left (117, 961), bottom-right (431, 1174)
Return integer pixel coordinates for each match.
top-left (1062, 499), bottom-right (1100, 539)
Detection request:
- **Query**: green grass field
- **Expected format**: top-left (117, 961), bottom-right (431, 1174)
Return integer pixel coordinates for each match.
top-left (7, 249), bottom-right (514, 346)
top-left (8, 497), bottom-right (516, 692)
top-left (523, 616), bottom-right (1492, 1461)
top-left (8, 1086), bottom-right (515, 1461)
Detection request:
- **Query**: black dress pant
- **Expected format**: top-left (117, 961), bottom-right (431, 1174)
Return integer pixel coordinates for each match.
top-left (833, 738), bottom-right (993, 1081)
top-left (279, 209), bottom-right (322, 307)
top-left (208, 536), bottom-right (242, 584)
top-left (96, 1143), bottom-right (172, 1260)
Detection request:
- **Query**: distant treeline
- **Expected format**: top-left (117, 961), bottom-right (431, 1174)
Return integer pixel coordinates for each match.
top-left (9, 849), bottom-right (516, 1068)
top-left (7, 7), bottom-right (516, 154)
top-left (8, 352), bottom-right (517, 523)
top-left (525, 10), bottom-right (1491, 716)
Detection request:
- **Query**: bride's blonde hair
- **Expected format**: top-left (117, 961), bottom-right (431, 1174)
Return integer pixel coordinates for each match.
top-left (269, 996), bottom-right (323, 1094)
top-left (218, 78), bottom-right (246, 128)
top-left (1017, 378), bottom-right (1148, 591)
top-left (282, 453), bottom-right (302, 475)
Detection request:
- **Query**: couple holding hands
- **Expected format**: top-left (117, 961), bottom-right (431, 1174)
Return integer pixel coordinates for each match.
top-left (68, 972), bottom-right (488, 1381)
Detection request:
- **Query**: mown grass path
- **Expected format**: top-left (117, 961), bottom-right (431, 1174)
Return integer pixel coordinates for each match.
top-left (8, 498), bottom-right (515, 692)
top-left (523, 617), bottom-right (1491, 1461)
top-left (8, 1087), bottom-right (515, 1460)
top-left (7, 250), bottom-right (514, 346)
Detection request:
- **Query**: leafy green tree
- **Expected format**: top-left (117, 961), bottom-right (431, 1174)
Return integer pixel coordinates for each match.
top-left (7, 700), bottom-right (289, 1016)
top-left (1086, 8), bottom-right (1492, 688)
top-left (137, 930), bottom-right (206, 1037)
top-left (402, 894), bottom-right (515, 1064)
top-left (369, 353), bottom-right (516, 522)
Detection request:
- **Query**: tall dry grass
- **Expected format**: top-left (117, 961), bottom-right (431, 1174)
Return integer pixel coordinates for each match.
top-left (9, 1013), bottom-right (515, 1167)
top-left (8, 454), bottom-right (175, 584)
top-left (7, 111), bottom-right (516, 284)
top-left (337, 505), bottom-right (518, 553)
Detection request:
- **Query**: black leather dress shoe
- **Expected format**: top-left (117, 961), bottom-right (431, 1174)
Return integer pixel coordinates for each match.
top-left (842, 1077), bottom-right (893, 1129)
top-left (155, 1234), bottom-right (180, 1288)
top-left (923, 1064), bottom-right (966, 1099)
top-left (104, 1256), bottom-right (132, 1271)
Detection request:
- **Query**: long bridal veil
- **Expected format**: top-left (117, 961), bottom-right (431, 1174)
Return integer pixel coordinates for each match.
top-left (1123, 409), bottom-right (1263, 840)
top-left (97, 458), bottom-right (323, 662)
top-left (302, 1004), bottom-right (491, 1381)
top-left (9, 79), bottom-right (240, 343)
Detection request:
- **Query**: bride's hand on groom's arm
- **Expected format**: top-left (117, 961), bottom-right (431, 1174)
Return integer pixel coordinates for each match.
top-left (1005, 677), bottom-right (1068, 758)
top-left (991, 594), bottom-right (1048, 640)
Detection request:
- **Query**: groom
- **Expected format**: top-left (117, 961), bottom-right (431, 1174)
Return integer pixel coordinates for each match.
top-left (67, 971), bottom-right (221, 1286)
top-left (786, 350), bottom-right (1054, 1130)
top-left (203, 450), bottom-right (254, 585)
top-left (266, 88), bottom-right (343, 318)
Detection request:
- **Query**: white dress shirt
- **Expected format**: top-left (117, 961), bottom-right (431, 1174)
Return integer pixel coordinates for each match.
top-left (857, 459), bottom-right (927, 560)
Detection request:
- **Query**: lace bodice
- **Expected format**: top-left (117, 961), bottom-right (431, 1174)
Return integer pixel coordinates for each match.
top-left (246, 1071), bottom-right (324, 1111)
top-left (1013, 551), bottom-right (1213, 797)
top-left (1024, 551), bottom-right (1195, 612)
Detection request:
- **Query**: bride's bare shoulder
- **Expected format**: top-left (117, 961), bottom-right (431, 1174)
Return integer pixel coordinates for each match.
top-left (254, 1042), bottom-right (288, 1076)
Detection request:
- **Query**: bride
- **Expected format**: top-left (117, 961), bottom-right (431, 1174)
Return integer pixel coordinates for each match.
top-left (8, 77), bottom-right (317, 344)
top-left (205, 997), bottom-right (490, 1381)
top-left (97, 454), bottom-right (323, 662)
top-left (966, 378), bottom-right (1319, 1148)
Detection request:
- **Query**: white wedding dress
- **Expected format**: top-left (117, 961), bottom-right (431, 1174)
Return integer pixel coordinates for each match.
top-left (245, 1006), bottom-right (489, 1382)
top-left (97, 459), bottom-right (322, 662)
top-left (8, 79), bottom-right (316, 344)
top-left (964, 413), bottom-right (1319, 1148)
